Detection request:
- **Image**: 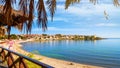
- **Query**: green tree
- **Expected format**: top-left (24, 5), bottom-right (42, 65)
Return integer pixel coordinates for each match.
top-left (55, 34), bottom-right (62, 37)
top-left (42, 34), bottom-right (48, 36)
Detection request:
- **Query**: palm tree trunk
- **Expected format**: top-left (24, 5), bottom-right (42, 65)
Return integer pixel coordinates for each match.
top-left (7, 26), bottom-right (11, 39)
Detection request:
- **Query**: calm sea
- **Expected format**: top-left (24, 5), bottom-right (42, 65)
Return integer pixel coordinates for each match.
top-left (22, 39), bottom-right (120, 68)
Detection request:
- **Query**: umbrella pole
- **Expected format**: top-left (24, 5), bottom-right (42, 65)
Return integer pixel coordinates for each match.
top-left (7, 26), bottom-right (11, 39)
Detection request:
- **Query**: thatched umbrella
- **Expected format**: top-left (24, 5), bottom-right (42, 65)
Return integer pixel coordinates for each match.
top-left (0, 5), bottom-right (29, 39)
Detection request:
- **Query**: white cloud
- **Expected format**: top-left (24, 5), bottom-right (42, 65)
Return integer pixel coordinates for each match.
top-left (32, 28), bottom-right (40, 31)
top-left (95, 23), bottom-right (118, 27)
top-left (48, 27), bottom-right (87, 31)
top-left (48, 17), bottom-right (68, 22)
top-left (32, 27), bottom-right (87, 32)
top-left (57, 3), bottom-right (120, 17)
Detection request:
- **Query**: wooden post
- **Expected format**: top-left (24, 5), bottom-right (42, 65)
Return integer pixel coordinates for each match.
top-left (19, 57), bottom-right (28, 68)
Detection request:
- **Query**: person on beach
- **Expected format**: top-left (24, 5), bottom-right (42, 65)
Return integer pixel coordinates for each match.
top-left (7, 39), bottom-right (15, 51)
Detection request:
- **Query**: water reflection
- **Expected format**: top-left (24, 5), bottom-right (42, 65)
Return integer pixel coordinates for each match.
top-left (22, 39), bottom-right (120, 68)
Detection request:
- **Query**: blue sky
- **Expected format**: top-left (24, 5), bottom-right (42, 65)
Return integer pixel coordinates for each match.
top-left (11, 0), bottom-right (120, 38)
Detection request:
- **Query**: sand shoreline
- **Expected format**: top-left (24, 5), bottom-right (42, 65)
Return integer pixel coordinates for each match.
top-left (0, 40), bottom-right (103, 68)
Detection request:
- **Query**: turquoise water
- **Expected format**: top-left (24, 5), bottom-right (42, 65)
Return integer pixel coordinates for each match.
top-left (22, 39), bottom-right (120, 68)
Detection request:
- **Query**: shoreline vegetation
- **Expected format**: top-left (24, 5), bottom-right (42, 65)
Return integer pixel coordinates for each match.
top-left (0, 34), bottom-right (103, 41)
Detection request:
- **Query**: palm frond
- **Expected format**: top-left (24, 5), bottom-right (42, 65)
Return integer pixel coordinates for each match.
top-left (104, 10), bottom-right (109, 20)
top-left (3, 0), bottom-right (12, 25)
top-left (65, 0), bottom-right (80, 9)
top-left (19, 0), bottom-right (28, 15)
top-left (46, 0), bottom-right (56, 21)
top-left (27, 0), bottom-right (34, 33)
top-left (89, 0), bottom-right (97, 5)
top-left (113, 0), bottom-right (120, 7)
top-left (37, 0), bottom-right (47, 31)
top-left (14, 23), bottom-right (23, 32)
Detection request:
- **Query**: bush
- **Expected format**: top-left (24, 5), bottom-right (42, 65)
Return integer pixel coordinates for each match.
top-left (10, 34), bottom-right (18, 39)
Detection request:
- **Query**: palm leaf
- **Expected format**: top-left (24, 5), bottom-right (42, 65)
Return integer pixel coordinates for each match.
top-left (46, 0), bottom-right (56, 21)
top-left (27, 0), bottom-right (34, 33)
top-left (89, 0), bottom-right (97, 5)
top-left (19, 0), bottom-right (28, 15)
top-left (113, 0), bottom-right (120, 6)
top-left (104, 10), bottom-right (109, 20)
top-left (37, 0), bottom-right (47, 31)
top-left (65, 0), bottom-right (80, 9)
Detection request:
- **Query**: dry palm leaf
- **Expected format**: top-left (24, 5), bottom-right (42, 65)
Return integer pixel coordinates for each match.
top-left (113, 0), bottom-right (120, 6)
top-left (65, 0), bottom-right (80, 9)
top-left (37, 0), bottom-right (47, 31)
top-left (104, 10), bottom-right (109, 20)
top-left (89, 0), bottom-right (97, 5)
top-left (46, 0), bottom-right (56, 21)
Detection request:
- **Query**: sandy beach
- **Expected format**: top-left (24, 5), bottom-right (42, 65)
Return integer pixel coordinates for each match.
top-left (0, 40), bottom-right (103, 68)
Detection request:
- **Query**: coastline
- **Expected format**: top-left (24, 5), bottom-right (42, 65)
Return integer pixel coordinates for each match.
top-left (1, 40), bottom-right (103, 68)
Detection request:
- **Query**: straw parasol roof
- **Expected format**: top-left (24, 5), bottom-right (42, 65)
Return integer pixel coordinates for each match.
top-left (0, 5), bottom-right (29, 31)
